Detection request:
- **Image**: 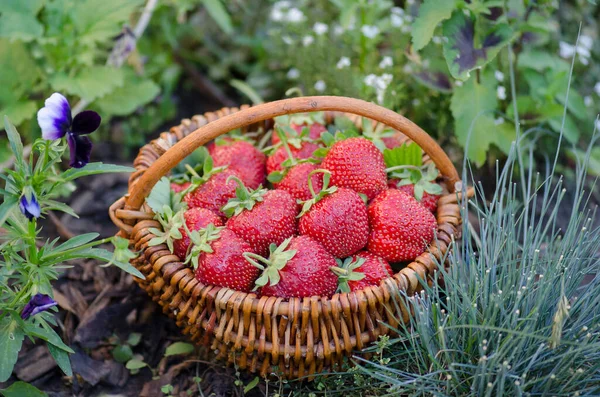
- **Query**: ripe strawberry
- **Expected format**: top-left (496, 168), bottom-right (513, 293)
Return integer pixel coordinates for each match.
top-left (368, 189), bottom-right (437, 262)
top-left (171, 181), bottom-right (191, 193)
top-left (191, 226), bottom-right (259, 292)
top-left (266, 141), bottom-right (319, 174)
top-left (223, 179), bottom-right (298, 256)
top-left (382, 135), bottom-right (404, 149)
top-left (298, 171), bottom-right (369, 257)
top-left (272, 122), bottom-right (327, 145)
top-left (331, 251), bottom-right (393, 292)
top-left (246, 236), bottom-right (338, 298)
top-left (209, 140), bottom-right (266, 189)
top-left (184, 169), bottom-right (240, 218)
top-left (275, 162), bottom-right (324, 202)
top-left (321, 137), bottom-right (387, 201)
top-left (387, 163), bottom-right (443, 213)
top-left (173, 208), bottom-right (223, 260)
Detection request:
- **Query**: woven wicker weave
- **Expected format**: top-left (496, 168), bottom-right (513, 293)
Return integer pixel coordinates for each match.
top-left (109, 96), bottom-right (468, 379)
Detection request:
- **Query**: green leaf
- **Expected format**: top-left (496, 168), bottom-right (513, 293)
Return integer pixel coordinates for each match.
top-left (164, 342), bottom-right (194, 357)
top-left (0, 0), bottom-right (45, 42)
top-left (146, 177), bottom-right (171, 214)
top-left (0, 40), bottom-right (41, 104)
top-left (411, 0), bottom-right (456, 51)
top-left (125, 357), bottom-right (147, 370)
top-left (96, 78), bottom-right (160, 116)
top-left (230, 79), bottom-right (264, 105)
top-left (42, 201), bottom-right (79, 218)
top-left (52, 233), bottom-right (99, 253)
top-left (85, 248), bottom-right (145, 279)
top-left (22, 322), bottom-right (74, 354)
top-left (383, 143), bottom-right (423, 168)
top-left (567, 147), bottom-right (600, 177)
top-left (49, 67), bottom-right (125, 103)
top-left (202, 0), bottom-right (233, 34)
top-left (243, 377), bottom-right (260, 393)
top-left (3, 116), bottom-right (24, 170)
top-left (450, 72), bottom-right (502, 166)
top-left (548, 115), bottom-right (580, 145)
top-left (126, 332), bottom-right (142, 347)
top-left (72, 0), bottom-right (143, 43)
top-left (0, 195), bottom-right (18, 228)
top-left (517, 51), bottom-right (569, 72)
top-left (112, 344), bottom-right (134, 363)
top-left (0, 101), bottom-right (37, 128)
top-left (442, 11), bottom-right (514, 80)
top-left (0, 381), bottom-right (47, 397)
top-left (60, 163), bottom-right (134, 182)
top-left (47, 343), bottom-right (72, 377)
top-left (0, 317), bottom-right (24, 382)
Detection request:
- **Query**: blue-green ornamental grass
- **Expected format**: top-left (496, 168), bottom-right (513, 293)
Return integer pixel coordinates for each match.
top-left (0, 94), bottom-right (142, 384)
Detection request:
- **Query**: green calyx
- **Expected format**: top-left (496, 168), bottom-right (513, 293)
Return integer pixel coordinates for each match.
top-left (221, 176), bottom-right (268, 217)
top-left (387, 163), bottom-right (443, 201)
top-left (148, 206), bottom-right (186, 253)
top-left (184, 223), bottom-right (224, 270)
top-left (180, 153), bottom-right (228, 196)
top-left (361, 117), bottom-right (398, 152)
top-left (243, 237), bottom-right (297, 291)
top-left (330, 257), bottom-right (367, 293)
top-left (274, 112), bottom-right (325, 128)
top-left (297, 169), bottom-right (337, 217)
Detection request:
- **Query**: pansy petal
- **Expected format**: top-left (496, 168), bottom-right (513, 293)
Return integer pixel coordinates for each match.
top-left (19, 194), bottom-right (41, 220)
top-left (37, 93), bottom-right (72, 140)
top-left (21, 293), bottom-right (57, 319)
top-left (72, 110), bottom-right (101, 135)
top-left (67, 132), bottom-right (93, 168)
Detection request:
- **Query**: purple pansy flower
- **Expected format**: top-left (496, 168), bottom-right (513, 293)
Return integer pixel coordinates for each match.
top-left (37, 93), bottom-right (101, 168)
top-left (19, 192), bottom-right (41, 220)
top-left (20, 293), bottom-right (58, 320)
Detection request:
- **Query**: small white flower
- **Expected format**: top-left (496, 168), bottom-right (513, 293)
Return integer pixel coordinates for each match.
top-left (364, 74), bottom-right (378, 87)
top-left (494, 117), bottom-right (505, 125)
top-left (432, 36), bottom-right (442, 44)
top-left (286, 8), bottom-right (305, 23)
top-left (559, 41), bottom-right (576, 58)
top-left (302, 35), bottom-right (314, 46)
top-left (378, 73), bottom-right (393, 89)
top-left (594, 82), bottom-right (600, 96)
top-left (391, 7), bottom-right (404, 16)
top-left (287, 68), bottom-right (300, 79)
top-left (270, 8), bottom-right (285, 22)
top-left (314, 80), bottom-right (326, 92)
top-left (313, 22), bottom-right (328, 36)
top-left (584, 96), bottom-right (593, 107)
top-left (391, 14), bottom-right (404, 27)
top-left (495, 70), bottom-right (505, 82)
top-left (336, 56), bottom-right (351, 69)
top-left (282, 35), bottom-right (293, 45)
top-left (361, 25), bottom-right (380, 39)
top-left (412, 99), bottom-right (420, 106)
top-left (379, 56), bottom-right (393, 69)
top-left (407, 0), bottom-right (414, 4)
top-left (579, 35), bottom-right (593, 50)
top-left (497, 86), bottom-right (507, 100)
top-left (333, 24), bottom-right (344, 36)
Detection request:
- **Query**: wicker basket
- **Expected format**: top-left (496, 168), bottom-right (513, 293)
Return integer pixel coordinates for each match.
top-left (109, 96), bottom-right (468, 379)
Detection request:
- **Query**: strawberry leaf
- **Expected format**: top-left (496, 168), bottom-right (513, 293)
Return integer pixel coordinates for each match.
top-left (146, 177), bottom-right (171, 214)
top-left (411, 0), bottom-right (456, 51)
top-left (383, 143), bottom-right (423, 169)
top-left (221, 176), bottom-right (267, 217)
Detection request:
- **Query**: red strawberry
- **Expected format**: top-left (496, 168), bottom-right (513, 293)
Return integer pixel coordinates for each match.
top-left (382, 135), bottom-right (404, 149)
top-left (246, 236), bottom-right (338, 298)
top-left (184, 169), bottom-right (240, 218)
top-left (173, 208), bottom-right (223, 260)
top-left (298, 171), bottom-right (369, 257)
top-left (331, 251), bottom-right (393, 292)
top-left (192, 226), bottom-right (259, 292)
top-left (321, 137), bottom-right (387, 201)
top-left (275, 163), bottom-right (324, 202)
top-left (266, 141), bottom-right (319, 174)
top-left (171, 182), bottom-right (191, 193)
top-left (272, 123), bottom-right (327, 145)
top-left (367, 189), bottom-right (437, 262)
top-left (223, 179), bottom-right (298, 256)
top-left (390, 182), bottom-right (440, 213)
top-left (209, 140), bottom-right (266, 189)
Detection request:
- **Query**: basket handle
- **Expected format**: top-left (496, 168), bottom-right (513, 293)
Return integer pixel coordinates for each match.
top-left (125, 96), bottom-right (460, 210)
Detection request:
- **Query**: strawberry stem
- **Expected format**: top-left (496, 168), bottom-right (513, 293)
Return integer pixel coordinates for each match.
top-left (298, 169), bottom-right (337, 218)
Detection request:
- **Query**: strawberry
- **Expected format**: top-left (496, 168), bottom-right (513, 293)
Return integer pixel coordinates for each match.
top-left (367, 189), bottom-right (437, 262)
top-left (266, 141), bottom-right (319, 174)
top-left (171, 182), bottom-right (191, 193)
top-left (321, 137), bottom-right (387, 201)
top-left (298, 170), bottom-right (369, 257)
top-left (184, 169), bottom-right (241, 218)
top-left (275, 162), bottom-right (324, 202)
top-left (387, 163), bottom-right (443, 213)
top-left (189, 225), bottom-right (259, 292)
top-left (245, 236), bottom-right (338, 298)
top-left (222, 178), bottom-right (298, 256)
top-left (209, 140), bottom-right (267, 189)
top-left (331, 251), bottom-right (393, 292)
top-left (173, 207), bottom-right (223, 260)
top-left (382, 135), bottom-right (404, 149)
top-left (272, 123), bottom-right (327, 145)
